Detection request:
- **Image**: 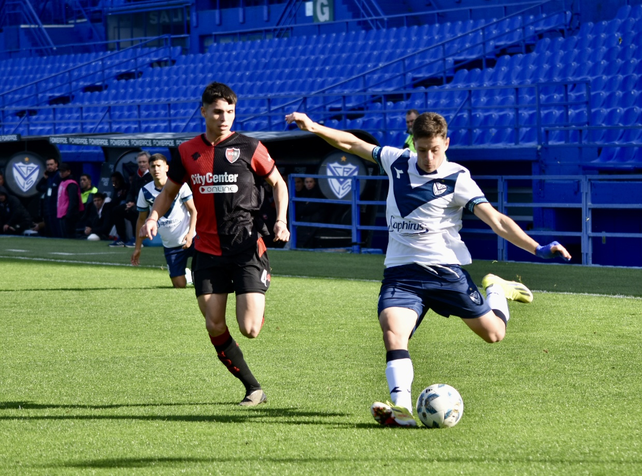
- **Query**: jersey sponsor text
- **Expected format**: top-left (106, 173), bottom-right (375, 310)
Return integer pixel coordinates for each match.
top-left (191, 172), bottom-right (239, 185)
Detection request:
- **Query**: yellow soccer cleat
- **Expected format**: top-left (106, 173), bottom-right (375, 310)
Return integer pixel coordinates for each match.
top-left (481, 274), bottom-right (533, 303)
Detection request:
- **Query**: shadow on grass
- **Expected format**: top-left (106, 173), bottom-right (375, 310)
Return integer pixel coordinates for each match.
top-left (49, 455), bottom-right (638, 470)
top-left (0, 401), bottom-right (349, 423)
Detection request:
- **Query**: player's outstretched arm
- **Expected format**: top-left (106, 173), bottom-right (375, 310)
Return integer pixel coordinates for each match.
top-left (474, 202), bottom-right (571, 261)
top-left (285, 112), bottom-right (376, 163)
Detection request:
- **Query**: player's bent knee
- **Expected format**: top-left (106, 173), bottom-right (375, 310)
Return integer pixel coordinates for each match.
top-left (239, 324), bottom-right (261, 339)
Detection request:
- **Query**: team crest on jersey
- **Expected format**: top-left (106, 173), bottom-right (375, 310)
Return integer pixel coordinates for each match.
top-left (433, 181), bottom-right (448, 196)
top-left (225, 148), bottom-right (240, 163)
top-left (469, 289), bottom-right (482, 305)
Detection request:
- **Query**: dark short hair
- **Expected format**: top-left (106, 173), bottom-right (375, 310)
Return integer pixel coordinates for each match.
top-left (46, 157), bottom-right (60, 165)
top-left (58, 163), bottom-right (72, 173)
top-left (406, 109), bottom-right (420, 117)
top-left (149, 153), bottom-right (168, 165)
top-left (80, 173), bottom-right (91, 181)
top-left (202, 82), bottom-right (237, 106)
top-left (412, 112), bottom-right (448, 141)
top-left (93, 192), bottom-right (106, 200)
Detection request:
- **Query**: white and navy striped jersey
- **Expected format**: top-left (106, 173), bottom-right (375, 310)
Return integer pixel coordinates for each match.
top-left (372, 146), bottom-right (488, 268)
top-left (137, 182), bottom-right (193, 249)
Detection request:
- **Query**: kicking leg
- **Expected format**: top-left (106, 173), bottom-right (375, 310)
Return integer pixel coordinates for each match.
top-left (464, 274), bottom-right (533, 343)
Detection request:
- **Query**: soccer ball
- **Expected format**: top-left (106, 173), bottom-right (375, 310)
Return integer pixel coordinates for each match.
top-left (416, 384), bottom-right (464, 428)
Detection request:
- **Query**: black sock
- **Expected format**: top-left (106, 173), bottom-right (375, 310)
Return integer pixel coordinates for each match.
top-left (212, 333), bottom-right (261, 394)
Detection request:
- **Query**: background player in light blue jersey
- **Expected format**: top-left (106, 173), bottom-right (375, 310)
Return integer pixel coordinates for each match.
top-left (286, 111), bottom-right (571, 427)
top-left (131, 153), bottom-right (197, 288)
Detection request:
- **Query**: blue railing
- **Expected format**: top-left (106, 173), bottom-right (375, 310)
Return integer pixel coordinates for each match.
top-left (287, 173), bottom-right (642, 266)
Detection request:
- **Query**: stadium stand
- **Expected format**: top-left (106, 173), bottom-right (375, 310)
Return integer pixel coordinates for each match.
top-left (1, 0), bottom-right (641, 264)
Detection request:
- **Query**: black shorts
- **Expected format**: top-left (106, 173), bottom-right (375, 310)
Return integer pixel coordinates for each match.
top-left (193, 242), bottom-right (271, 297)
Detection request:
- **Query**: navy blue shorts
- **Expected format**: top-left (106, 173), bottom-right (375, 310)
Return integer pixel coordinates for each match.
top-left (164, 244), bottom-right (195, 278)
top-left (377, 263), bottom-right (490, 331)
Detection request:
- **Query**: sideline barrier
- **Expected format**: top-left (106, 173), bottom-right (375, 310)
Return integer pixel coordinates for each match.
top-left (287, 173), bottom-right (642, 266)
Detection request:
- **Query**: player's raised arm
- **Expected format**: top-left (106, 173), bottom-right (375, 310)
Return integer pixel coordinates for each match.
top-left (473, 202), bottom-right (572, 261)
top-left (140, 180), bottom-right (182, 240)
top-left (285, 112), bottom-right (377, 163)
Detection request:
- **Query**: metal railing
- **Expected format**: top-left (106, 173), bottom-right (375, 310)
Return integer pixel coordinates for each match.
top-left (287, 173), bottom-right (642, 266)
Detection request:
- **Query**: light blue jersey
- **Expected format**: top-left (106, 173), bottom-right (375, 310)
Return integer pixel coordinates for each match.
top-left (372, 146), bottom-right (488, 268)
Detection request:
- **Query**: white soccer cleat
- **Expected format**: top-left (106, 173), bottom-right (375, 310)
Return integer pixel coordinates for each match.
top-left (371, 401), bottom-right (417, 427)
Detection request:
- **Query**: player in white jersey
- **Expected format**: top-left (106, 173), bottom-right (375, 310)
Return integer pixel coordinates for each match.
top-left (131, 153), bottom-right (197, 288)
top-left (286, 111), bottom-right (572, 427)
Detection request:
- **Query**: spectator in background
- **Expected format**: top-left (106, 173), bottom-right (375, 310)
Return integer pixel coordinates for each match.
top-left (36, 157), bottom-right (62, 237)
top-left (0, 186), bottom-right (34, 235)
top-left (130, 153), bottom-right (197, 288)
top-left (78, 174), bottom-right (98, 231)
top-left (296, 176), bottom-right (326, 248)
top-left (57, 163), bottom-right (84, 238)
top-left (110, 172), bottom-right (129, 206)
top-left (79, 174), bottom-right (98, 205)
top-left (84, 192), bottom-right (113, 241)
top-left (403, 109), bottom-right (419, 153)
top-left (293, 176), bottom-right (304, 195)
top-left (109, 151), bottom-right (152, 247)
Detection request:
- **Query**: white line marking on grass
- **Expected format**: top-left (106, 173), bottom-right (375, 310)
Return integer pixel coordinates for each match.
top-left (0, 255), bottom-right (163, 269)
top-left (49, 252), bottom-right (124, 256)
top-left (5, 249), bottom-right (29, 252)
top-left (534, 290), bottom-right (642, 300)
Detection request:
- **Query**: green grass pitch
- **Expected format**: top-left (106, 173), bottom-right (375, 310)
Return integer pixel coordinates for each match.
top-left (1, 236), bottom-right (641, 474)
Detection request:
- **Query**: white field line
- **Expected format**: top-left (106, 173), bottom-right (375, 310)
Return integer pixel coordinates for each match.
top-left (0, 255), bottom-right (164, 269)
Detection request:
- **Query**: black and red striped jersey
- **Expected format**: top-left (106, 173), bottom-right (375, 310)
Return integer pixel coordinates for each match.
top-left (168, 132), bottom-right (276, 256)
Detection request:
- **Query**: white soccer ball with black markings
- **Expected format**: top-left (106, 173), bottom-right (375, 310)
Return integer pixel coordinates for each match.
top-left (416, 384), bottom-right (464, 428)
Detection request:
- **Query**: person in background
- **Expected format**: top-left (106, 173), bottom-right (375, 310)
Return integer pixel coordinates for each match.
top-left (403, 109), bottom-right (419, 152)
top-left (110, 151), bottom-right (152, 247)
top-left (57, 163), bottom-right (84, 238)
top-left (79, 174), bottom-right (98, 206)
top-left (84, 192), bottom-right (113, 241)
top-left (0, 186), bottom-right (34, 234)
top-left (36, 157), bottom-right (62, 237)
top-left (110, 172), bottom-right (129, 206)
top-left (130, 153), bottom-right (197, 288)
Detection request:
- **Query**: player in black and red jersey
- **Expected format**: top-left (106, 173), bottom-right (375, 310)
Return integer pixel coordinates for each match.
top-left (142, 82), bottom-right (290, 406)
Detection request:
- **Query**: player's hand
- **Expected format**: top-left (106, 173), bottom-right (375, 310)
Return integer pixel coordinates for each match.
top-left (182, 233), bottom-right (194, 249)
top-left (130, 249), bottom-right (141, 266)
top-left (535, 241), bottom-right (571, 261)
top-left (141, 219), bottom-right (157, 240)
top-left (285, 112), bottom-right (314, 131)
top-left (273, 220), bottom-right (290, 242)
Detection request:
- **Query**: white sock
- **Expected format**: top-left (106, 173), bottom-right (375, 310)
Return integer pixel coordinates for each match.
top-left (486, 284), bottom-right (510, 323)
top-left (386, 358), bottom-right (414, 412)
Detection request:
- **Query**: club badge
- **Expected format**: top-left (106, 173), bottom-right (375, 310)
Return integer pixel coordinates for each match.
top-left (225, 148), bottom-right (240, 163)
